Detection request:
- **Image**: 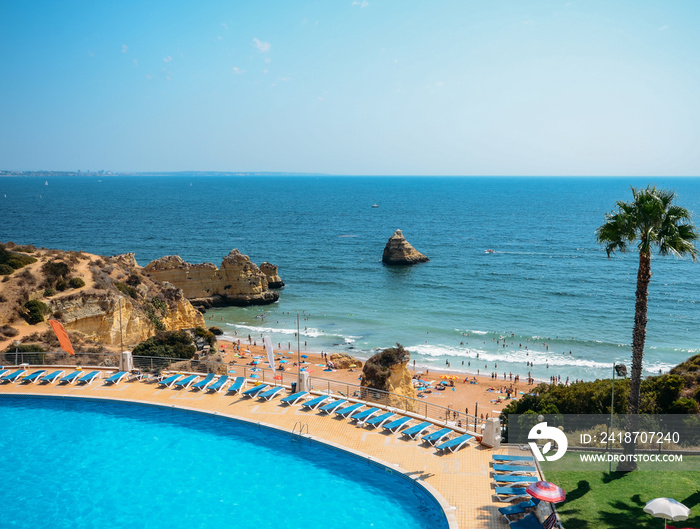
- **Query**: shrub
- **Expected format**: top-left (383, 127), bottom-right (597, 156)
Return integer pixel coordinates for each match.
top-left (132, 331), bottom-right (197, 359)
top-left (41, 260), bottom-right (70, 280)
top-left (151, 296), bottom-right (169, 316)
top-left (43, 287), bottom-right (56, 297)
top-left (69, 277), bottom-right (85, 288)
top-left (22, 299), bottom-right (50, 324)
top-left (0, 263), bottom-right (14, 275)
top-left (0, 244), bottom-right (37, 270)
top-left (143, 304), bottom-right (165, 331)
top-left (0, 325), bottom-right (19, 338)
top-left (669, 398), bottom-right (699, 414)
top-left (116, 282), bottom-right (138, 299)
top-left (125, 274), bottom-right (141, 287)
top-left (55, 278), bottom-right (68, 291)
top-left (194, 326), bottom-right (217, 348)
top-left (2, 343), bottom-right (45, 354)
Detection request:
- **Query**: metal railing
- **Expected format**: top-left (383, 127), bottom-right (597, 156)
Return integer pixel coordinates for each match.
top-left (1, 350), bottom-right (486, 434)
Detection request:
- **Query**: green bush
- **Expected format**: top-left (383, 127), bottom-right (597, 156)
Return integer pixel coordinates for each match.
top-left (0, 263), bottom-right (14, 275)
top-left (0, 325), bottom-right (19, 338)
top-left (43, 287), bottom-right (56, 297)
top-left (0, 244), bottom-right (37, 270)
top-left (68, 277), bottom-right (85, 288)
top-left (132, 331), bottom-right (196, 359)
top-left (116, 282), bottom-right (138, 299)
top-left (125, 274), bottom-right (141, 287)
top-left (669, 398), bottom-right (699, 414)
top-left (2, 343), bottom-right (45, 354)
top-left (151, 296), bottom-right (169, 316)
top-left (22, 299), bottom-right (50, 324)
top-left (55, 278), bottom-right (68, 291)
top-left (194, 326), bottom-right (216, 348)
top-left (41, 260), bottom-right (70, 280)
top-left (143, 304), bottom-right (165, 331)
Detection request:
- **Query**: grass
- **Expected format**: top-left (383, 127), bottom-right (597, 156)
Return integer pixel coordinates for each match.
top-left (548, 469), bottom-right (700, 529)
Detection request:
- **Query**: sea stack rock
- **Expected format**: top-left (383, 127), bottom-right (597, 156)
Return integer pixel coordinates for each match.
top-left (260, 262), bottom-right (284, 289)
top-left (382, 229), bottom-right (429, 265)
top-left (361, 344), bottom-right (418, 412)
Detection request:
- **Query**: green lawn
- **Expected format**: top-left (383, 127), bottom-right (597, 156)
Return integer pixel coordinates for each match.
top-left (548, 470), bottom-right (700, 529)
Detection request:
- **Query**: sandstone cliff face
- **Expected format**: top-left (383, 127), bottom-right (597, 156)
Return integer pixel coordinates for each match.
top-left (382, 229), bottom-right (429, 265)
top-left (144, 250), bottom-right (280, 307)
top-left (260, 262), bottom-right (284, 289)
top-left (52, 294), bottom-right (205, 347)
top-left (361, 344), bottom-right (418, 412)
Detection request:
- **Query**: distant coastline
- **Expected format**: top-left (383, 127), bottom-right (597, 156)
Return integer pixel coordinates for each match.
top-left (0, 170), bottom-right (330, 177)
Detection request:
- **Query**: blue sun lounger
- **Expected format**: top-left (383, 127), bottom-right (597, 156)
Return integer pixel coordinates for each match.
top-left (493, 455), bottom-right (535, 464)
top-left (258, 386), bottom-right (284, 401)
top-left (158, 374), bottom-right (182, 388)
top-left (281, 391), bottom-right (309, 406)
top-left (174, 374), bottom-right (199, 389)
top-left (192, 373), bottom-right (216, 391)
top-left (494, 475), bottom-right (538, 484)
top-left (382, 416), bottom-right (412, 433)
top-left (208, 375), bottom-right (229, 393)
top-left (509, 513), bottom-right (545, 529)
top-left (401, 421), bottom-right (433, 439)
top-left (319, 399), bottom-right (348, 414)
top-left (77, 371), bottom-right (100, 385)
top-left (226, 377), bottom-right (246, 394)
top-left (242, 384), bottom-right (269, 397)
top-left (498, 498), bottom-right (540, 522)
top-left (301, 395), bottom-right (331, 410)
top-left (494, 486), bottom-right (531, 502)
top-left (335, 402), bottom-right (364, 418)
top-left (40, 370), bottom-right (64, 384)
top-left (1, 369), bottom-right (27, 383)
top-left (59, 370), bottom-right (81, 384)
top-left (493, 464), bottom-right (537, 474)
top-left (365, 411), bottom-right (395, 428)
top-left (22, 370), bottom-right (47, 384)
top-left (436, 433), bottom-right (474, 453)
top-left (104, 371), bottom-right (128, 385)
top-left (422, 427), bottom-right (453, 446)
top-left (350, 407), bottom-right (380, 423)
top-left (0, 369), bottom-right (8, 379)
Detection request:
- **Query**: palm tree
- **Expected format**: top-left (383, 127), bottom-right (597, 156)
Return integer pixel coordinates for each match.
top-left (596, 185), bottom-right (698, 470)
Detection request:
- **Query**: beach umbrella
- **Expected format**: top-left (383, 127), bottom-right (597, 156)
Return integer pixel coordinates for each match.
top-left (250, 374), bottom-right (259, 378)
top-left (280, 360), bottom-right (288, 364)
top-left (644, 498), bottom-right (691, 527)
top-left (350, 364), bottom-right (357, 368)
top-left (244, 349), bottom-right (251, 353)
top-left (274, 375), bottom-right (282, 380)
top-left (525, 481), bottom-right (566, 503)
top-left (301, 355), bottom-right (308, 358)
top-left (440, 375), bottom-right (449, 379)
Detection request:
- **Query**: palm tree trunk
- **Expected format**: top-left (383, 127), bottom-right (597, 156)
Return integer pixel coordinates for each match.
top-left (618, 250), bottom-right (651, 471)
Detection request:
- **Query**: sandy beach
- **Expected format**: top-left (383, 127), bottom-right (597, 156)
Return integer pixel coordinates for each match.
top-left (215, 338), bottom-right (530, 421)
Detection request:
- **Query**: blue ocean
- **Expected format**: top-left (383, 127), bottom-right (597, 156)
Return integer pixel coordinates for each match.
top-left (2, 175), bottom-right (699, 382)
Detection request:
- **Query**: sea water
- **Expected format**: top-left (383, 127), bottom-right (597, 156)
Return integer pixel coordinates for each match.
top-left (1, 175), bottom-right (699, 381)
top-left (0, 396), bottom-right (447, 529)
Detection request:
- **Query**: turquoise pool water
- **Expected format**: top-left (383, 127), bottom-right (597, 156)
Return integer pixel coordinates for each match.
top-left (0, 396), bottom-right (448, 529)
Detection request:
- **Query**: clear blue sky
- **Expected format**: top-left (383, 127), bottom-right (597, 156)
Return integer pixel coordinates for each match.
top-left (2, 1), bottom-right (700, 175)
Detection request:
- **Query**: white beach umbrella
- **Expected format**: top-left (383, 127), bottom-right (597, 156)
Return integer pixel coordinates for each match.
top-left (644, 498), bottom-right (691, 528)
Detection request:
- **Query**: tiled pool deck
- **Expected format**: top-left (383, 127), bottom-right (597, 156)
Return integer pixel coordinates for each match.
top-left (1, 369), bottom-right (539, 529)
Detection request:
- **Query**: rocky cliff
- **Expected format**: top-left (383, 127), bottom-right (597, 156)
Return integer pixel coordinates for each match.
top-left (0, 244), bottom-right (206, 351)
top-left (361, 344), bottom-right (418, 412)
top-left (382, 229), bottom-right (429, 265)
top-left (144, 249), bottom-right (280, 308)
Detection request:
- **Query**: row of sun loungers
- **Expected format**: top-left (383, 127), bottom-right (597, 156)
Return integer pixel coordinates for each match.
top-left (4, 367), bottom-right (476, 453)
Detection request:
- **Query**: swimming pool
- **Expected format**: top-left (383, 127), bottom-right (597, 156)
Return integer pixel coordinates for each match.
top-left (0, 396), bottom-right (449, 529)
